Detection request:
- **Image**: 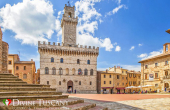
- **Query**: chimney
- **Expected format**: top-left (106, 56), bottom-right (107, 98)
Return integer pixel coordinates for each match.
top-left (114, 66), bottom-right (116, 72)
top-left (31, 59), bottom-right (33, 61)
top-left (106, 69), bottom-right (108, 73)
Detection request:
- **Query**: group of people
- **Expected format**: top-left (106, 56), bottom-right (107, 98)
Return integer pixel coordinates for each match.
top-left (68, 87), bottom-right (76, 94)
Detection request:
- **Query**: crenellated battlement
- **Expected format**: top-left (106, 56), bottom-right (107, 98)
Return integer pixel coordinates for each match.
top-left (38, 41), bottom-right (99, 56)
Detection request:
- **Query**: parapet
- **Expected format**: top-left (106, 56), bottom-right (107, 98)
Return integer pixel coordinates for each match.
top-left (38, 41), bottom-right (99, 51)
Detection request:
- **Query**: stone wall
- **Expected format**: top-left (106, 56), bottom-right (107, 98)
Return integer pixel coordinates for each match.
top-left (2, 41), bottom-right (8, 73)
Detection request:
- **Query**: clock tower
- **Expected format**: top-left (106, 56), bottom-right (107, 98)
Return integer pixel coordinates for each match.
top-left (61, 3), bottom-right (78, 46)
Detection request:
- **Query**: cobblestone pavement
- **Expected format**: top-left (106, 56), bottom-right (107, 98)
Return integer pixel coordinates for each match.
top-left (68, 94), bottom-right (170, 110)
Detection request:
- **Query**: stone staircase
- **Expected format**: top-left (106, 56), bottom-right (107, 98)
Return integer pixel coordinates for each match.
top-left (0, 73), bottom-right (108, 110)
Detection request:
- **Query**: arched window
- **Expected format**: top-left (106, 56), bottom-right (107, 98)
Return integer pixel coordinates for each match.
top-left (79, 81), bottom-right (81, 85)
top-left (72, 68), bottom-right (75, 75)
top-left (90, 69), bottom-right (93, 75)
top-left (68, 12), bottom-right (71, 17)
top-left (60, 58), bottom-right (63, 63)
top-left (66, 68), bottom-right (69, 75)
top-left (90, 81), bottom-right (92, 85)
top-left (23, 74), bottom-right (27, 79)
top-left (87, 60), bottom-right (90, 64)
top-left (59, 68), bottom-right (63, 75)
top-left (52, 67), bottom-right (56, 75)
top-left (59, 81), bottom-right (61, 85)
top-left (77, 59), bottom-right (80, 64)
top-left (51, 57), bottom-right (54, 62)
top-left (84, 69), bottom-right (88, 75)
top-left (78, 68), bottom-right (82, 75)
top-left (45, 67), bottom-right (49, 74)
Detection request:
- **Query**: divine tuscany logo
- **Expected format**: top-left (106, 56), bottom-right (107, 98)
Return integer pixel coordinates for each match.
top-left (3, 99), bottom-right (12, 106)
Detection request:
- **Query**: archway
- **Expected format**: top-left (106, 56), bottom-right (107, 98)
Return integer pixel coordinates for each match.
top-left (67, 80), bottom-right (73, 92)
top-left (165, 83), bottom-right (169, 88)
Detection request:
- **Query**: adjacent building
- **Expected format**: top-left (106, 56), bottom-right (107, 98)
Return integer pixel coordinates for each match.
top-left (8, 54), bottom-right (20, 74)
top-left (97, 66), bottom-right (128, 94)
top-left (0, 27), bottom-right (9, 73)
top-left (139, 43), bottom-right (170, 92)
top-left (14, 59), bottom-right (36, 84)
top-left (38, 4), bottom-right (99, 93)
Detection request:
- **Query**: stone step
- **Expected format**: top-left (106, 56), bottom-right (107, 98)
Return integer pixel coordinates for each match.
top-left (0, 73), bottom-right (15, 76)
top-left (0, 81), bottom-right (27, 84)
top-left (21, 102), bottom-right (96, 110)
top-left (89, 106), bottom-right (108, 110)
top-left (0, 76), bottom-right (17, 78)
top-left (0, 95), bottom-right (69, 101)
top-left (0, 87), bottom-right (56, 92)
top-left (0, 84), bottom-right (50, 88)
top-left (0, 78), bottom-right (22, 81)
top-left (0, 98), bottom-right (84, 110)
top-left (0, 91), bottom-right (62, 96)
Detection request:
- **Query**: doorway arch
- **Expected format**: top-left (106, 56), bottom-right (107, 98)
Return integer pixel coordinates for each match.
top-left (67, 80), bottom-right (73, 92)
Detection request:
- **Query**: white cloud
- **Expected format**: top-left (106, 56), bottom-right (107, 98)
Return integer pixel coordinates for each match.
top-left (115, 45), bottom-right (121, 52)
top-left (130, 46), bottom-right (135, 50)
top-left (138, 43), bottom-right (143, 46)
top-left (122, 65), bottom-right (141, 71)
top-left (116, 0), bottom-right (121, 5)
top-left (138, 53), bottom-right (147, 58)
top-left (75, 0), bottom-right (114, 51)
top-left (106, 5), bottom-right (125, 17)
top-left (0, 0), bottom-right (57, 45)
top-left (138, 49), bottom-right (163, 60)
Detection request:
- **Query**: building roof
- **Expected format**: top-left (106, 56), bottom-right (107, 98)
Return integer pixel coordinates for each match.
top-left (8, 54), bottom-right (19, 56)
top-left (138, 52), bottom-right (170, 63)
top-left (127, 71), bottom-right (141, 74)
top-left (14, 61), bottom-right (35, 64)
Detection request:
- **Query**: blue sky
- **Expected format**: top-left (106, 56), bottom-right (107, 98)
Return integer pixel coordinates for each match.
top-left (0, 0), bottom-right (170, 71)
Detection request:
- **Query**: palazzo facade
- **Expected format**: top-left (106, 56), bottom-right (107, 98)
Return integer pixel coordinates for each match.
top-left (38, 4), bottom-right (99, 93)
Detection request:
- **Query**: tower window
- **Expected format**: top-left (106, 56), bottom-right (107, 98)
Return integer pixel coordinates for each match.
top-left (90, 69), bottom-right (93, 75)
top-left (79, 81), bottom-right (81, 85)
top-left (45, 67), bottom-right (49, 74)
top-left (78, 68), bottom-right (82, 75)
top-left (47, 81), bottom-right (49, 85)
top-left (68, 12), bottom-right (71, 17)
top-left (23, 74), bottom-right (27, 79)
top-left (90, 81), bottom-right (92, 85)
top-left (77, 59), bottom-right (80, 64)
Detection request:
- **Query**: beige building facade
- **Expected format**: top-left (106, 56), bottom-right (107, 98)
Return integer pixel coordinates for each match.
top-left (8, 54), bottom-right (20, 74)
top-left (139, 43), bottom-right (170, 92)
top-left (38, 4), bottom-right (99, 93)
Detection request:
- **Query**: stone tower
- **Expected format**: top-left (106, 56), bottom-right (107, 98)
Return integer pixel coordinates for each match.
top-left (61, 4), bottom-right (78, 46)
top-left (0, 27), bottom-right (2, 73)
top-left (0, 27), bottom-right (9, 73)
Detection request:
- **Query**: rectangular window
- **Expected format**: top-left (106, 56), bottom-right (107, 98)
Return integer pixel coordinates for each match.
top-left (155, 84), bottom-right (158, 87)
top-left (47, 81), bottom-right (49, 85)
top-left (122, 83), bottom-right (124, 86)
top-left (155, 63), bottom-right (158, 67)
top-left (104, 75), bottom-right (106, 78)
top-left (122, 71), bottom-right (124, 73)
top-left (165, 61), bottom-right (168, 65)
top-left (117, 75), bottom-right (119, 79)
top-left (109, 75), bottom-right (111, 78)
top-left (155, 73), bottom-right (158, 78)
top-left (145, 65), bottom-right (148, 69)
top-left (24, 66), bottom-right (26, 70)
top-left (109, 81), bottom-right (111, 84)
top-left (122, 77), bottom-right (124, 79)
top-left (138, 81), bottom-right (140, 85)
top-left (104, 81), bottom-right (106, 84)
top-left (8, 61), bottom-right (12, 65)
top-left (16, 66), bottom-right (19, 70)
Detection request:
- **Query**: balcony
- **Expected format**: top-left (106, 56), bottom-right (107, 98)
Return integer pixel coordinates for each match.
top-left (163, 75), bottom-right (170, 79)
